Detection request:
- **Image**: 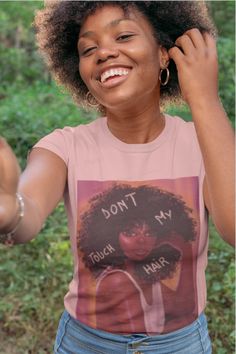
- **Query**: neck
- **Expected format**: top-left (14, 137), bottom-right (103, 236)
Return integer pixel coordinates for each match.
top-left (106, 101), bottom-right (165, 144)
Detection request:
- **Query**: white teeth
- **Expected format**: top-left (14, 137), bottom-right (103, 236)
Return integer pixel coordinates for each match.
top-left (100, 68), bottom-right (129, 83)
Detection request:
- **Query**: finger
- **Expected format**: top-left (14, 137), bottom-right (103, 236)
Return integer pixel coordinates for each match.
top-left (202, 32), bottom-right (217, 53)
top-left (175, 34), bottom-right (195, 56)
top-left (183, 28), bottom-right (206, 51)
top-left (168, 46), bottom-right (184, 67)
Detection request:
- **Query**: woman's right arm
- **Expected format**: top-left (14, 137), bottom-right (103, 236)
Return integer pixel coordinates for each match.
top-left (0, 138), bottom-right (67, 244)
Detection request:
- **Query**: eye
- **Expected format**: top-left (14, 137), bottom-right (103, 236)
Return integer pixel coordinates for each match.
top-left (144, 232), bottom-right (152, 237)
top-left (122, 230), bottom-right (136, 237)
top-left (116, 33), bottom-right (135, 42)
top-left (81, 46), bottom-right (97, 56)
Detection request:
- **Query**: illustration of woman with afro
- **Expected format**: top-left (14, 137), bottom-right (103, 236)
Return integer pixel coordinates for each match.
top-left (79, 183), bottom-right (198, 334)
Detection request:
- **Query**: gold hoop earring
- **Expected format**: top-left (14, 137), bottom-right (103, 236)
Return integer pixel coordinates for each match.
top-left (159, 67), bottom-right (170, 86)
top-left (85, 91), bottom-right (99, 108)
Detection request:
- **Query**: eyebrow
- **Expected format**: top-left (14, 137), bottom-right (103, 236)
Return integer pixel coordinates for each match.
top-left (79, 18), bottom-right (134, 40)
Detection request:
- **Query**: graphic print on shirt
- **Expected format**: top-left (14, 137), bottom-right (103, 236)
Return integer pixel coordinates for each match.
top-left (76, 178), bottom-right (200, 335)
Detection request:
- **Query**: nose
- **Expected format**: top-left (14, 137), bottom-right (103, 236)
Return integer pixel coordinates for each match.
top-left (136, 235), bottom-right (145, 244)
top-left (96, 46), bottom-right (119, 64)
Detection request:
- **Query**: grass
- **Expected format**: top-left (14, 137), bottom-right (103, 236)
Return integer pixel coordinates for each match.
top-left (205, 223), bottom-right (235, 354)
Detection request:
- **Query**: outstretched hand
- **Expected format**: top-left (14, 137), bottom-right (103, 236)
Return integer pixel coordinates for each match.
top-left (168, 28), bottom-right (219, 108)
top-left (0, 137), bottom-right (21, 230)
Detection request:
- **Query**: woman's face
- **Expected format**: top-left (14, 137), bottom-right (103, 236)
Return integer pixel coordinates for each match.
top-left (119, 223), bottom-right (157, 261)
top-left (78, 5), bottom-right (167, 111)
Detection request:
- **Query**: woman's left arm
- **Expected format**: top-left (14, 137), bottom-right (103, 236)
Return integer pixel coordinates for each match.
top-left (168, 29), bottom-right (235, 247)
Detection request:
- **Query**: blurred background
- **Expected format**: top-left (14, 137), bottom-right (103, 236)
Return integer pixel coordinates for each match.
top-left (0, 1), bottom-right (235, 353)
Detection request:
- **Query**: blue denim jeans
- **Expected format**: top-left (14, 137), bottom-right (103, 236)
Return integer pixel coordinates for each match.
top-left (54, 310), bottom-right (212, 354)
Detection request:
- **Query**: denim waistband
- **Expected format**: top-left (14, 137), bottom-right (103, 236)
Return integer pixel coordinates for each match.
top-left (55, 311), bottom-right (212, 353)
top-left (66, 311), bottom-right (206, 345)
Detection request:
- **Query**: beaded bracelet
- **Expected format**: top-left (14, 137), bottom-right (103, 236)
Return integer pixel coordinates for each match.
top-left (0, 193), bottom-right (24, 246)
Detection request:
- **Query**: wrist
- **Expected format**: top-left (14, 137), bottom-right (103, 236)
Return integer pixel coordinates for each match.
top-left (0, 193), bottom-right (24, 246)
top-left (189, 96), bottom-right (223, 116)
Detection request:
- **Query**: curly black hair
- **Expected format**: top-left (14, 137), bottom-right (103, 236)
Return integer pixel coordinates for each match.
top-left (34, 1), bottom-right (217, 110)
top-left (78, 184), bottom-right (197, 282)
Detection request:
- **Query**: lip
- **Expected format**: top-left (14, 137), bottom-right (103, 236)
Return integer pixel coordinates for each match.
top-left (95, 64), bottom-right (132, 82)
top-left (134, 249), bottom-right (150, 256)
top-left (98, 73), bottom-right (130, 89)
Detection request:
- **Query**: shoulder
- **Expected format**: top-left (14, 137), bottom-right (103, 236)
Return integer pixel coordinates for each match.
top-left (36, 117), bottom-right (103, 143)
top-left (166, 114), bottom-right (199, 146)
top-left (33, 118), bottom-right (102, 164)
top-left (33, 126), bottom-right (75, 165)
top-left (164, 114), bottom-right (204, 173)
top-left (166, 114), bottom-right (195, 133)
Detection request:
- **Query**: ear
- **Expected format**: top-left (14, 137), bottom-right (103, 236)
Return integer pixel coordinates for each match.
top-left (159, 46), bottom-right (170, 69)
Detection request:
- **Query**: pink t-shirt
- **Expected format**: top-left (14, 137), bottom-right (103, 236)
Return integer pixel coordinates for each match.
top-left (34, 114), bottom-right (208, 335)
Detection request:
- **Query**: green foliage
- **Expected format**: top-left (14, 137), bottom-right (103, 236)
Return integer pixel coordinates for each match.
top-left (205, 223), bottom-right (235, 353)
top-left (0, 205), bottom-right (72, 353)
top-left (0, 82), bottom-right (96, 167)
top-left (208, 0), bottom-right (235, 38)
top-left (0, 45), bottom-right (45, 86)
top-left (0, 1), bottom-right (43, 29)
top-left (0, 1), bottom-right (44, 86)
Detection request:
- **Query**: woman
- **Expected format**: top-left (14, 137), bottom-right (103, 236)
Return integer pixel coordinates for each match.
top-left (0, 1), bottom-right (234, 353)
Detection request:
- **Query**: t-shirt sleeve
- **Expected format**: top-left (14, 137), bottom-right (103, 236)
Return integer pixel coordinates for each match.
top-left (33, 127), bottom-right (74, 166)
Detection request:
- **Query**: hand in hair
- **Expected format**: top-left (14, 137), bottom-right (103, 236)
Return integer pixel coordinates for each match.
top-left (168, 28), bottom-right (219, 108)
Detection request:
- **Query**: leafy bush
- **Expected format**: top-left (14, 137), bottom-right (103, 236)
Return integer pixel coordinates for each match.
top-left (0, 45), bottom-right (45, 87)
top-left (0, 82), bottom-right (96, 166)
top-left (0, 1), bottom-right (44, 86)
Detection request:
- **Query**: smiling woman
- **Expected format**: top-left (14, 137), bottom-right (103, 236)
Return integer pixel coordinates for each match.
top-left (0, 1), bottom-right (235, 354)
top-left (78, 5), bottom-right (164, 112)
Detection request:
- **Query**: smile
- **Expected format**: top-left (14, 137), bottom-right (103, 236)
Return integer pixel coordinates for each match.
top-left (134, 250), bottom-right (150, 256)
top-left (100, 68), bottom-right (129, 83)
